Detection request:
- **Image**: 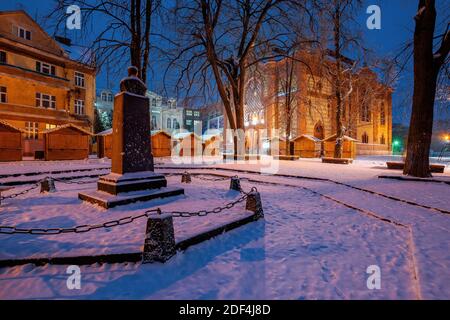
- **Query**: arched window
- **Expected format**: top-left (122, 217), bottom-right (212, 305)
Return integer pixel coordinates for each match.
top-left (380, 103), bottom-right (386, 125)
top-left (152, 98), bottom-right (157, 107)
top-left (362, 132), bottom-right (369, 144)
top-left (173, 119), bottom-right (180, 129)
top-left (361, 100), bottom-right (371, 122)
top-left (167, 118), bottom-right (171, 129)
top-left (101, 92), bottom-right (107, 101)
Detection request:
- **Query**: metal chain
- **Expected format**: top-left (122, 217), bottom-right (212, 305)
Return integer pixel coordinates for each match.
top-left (0, 182), bottom-right (41, 201)
top-left (52, 177), bottom-right (98, 185)
top-left (0, 209), bottom-right (160, 235)
top-left (193, 175), bottom-right (229, 182)
top-left (168, 192), bottom-right (248, 217)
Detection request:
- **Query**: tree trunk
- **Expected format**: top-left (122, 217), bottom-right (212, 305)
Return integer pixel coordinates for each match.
top-left (333, 2), bottom-right (344, 159)
top-left (404, 0), bottom-right (438, 177)
top-left (141, 0), bottom-right (152, 84)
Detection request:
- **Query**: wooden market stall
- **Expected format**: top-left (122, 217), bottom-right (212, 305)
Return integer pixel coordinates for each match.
top-left (0, 120), bottom-right (23, 161)
top-left (96, 128), bottom-right (113, 159)
top-left (269, 137), bottom-right (287, 156)
top-left (43, 124), bottom-right (92, 161)
top-left (323, 134), bottom-right (358, 159)
top-left (294, 135), bottom-right (322, 158)
top-left (202, 133), bottom-right (221, 156)
top-left (151, 130), bottom-right (172, 157)
top-left (173, 132), bottom-right (203, 157)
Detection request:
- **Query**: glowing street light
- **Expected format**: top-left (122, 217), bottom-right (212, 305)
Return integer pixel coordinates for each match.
top-left (444, 135), bottom-right (450, 143)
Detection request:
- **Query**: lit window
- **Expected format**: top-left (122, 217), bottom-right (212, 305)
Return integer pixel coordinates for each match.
top-left (194, 111), bottom-right (200, 117)
top-left (74, 72), bottom-right (85, 87)
top-left (15, 26), bottom-right (32, 40)
top-left (360, 101), bottom-right (371, 122)
top-left (186, 119), bottom-right (192, 125)
top-left (25, 122), bottom-right (38, 140)
top-left (36, 61), bottom-right (56, 76)
top-left (380, 103), bottom-right (386, 126)
top-left (0, 51), bottom-right (6, 64)
top-left (362, 132), bottom-right (369, 144)
top-left (45, 124), bottom-right (57, 130)
top-left (186, 110), bottom-right (193, 116)
top-left (75, 100), bottom-right (85, 115)
top-left (36, 93), bottom-right (56, 109)
top-left (0, 86), bottom-right (7, 103)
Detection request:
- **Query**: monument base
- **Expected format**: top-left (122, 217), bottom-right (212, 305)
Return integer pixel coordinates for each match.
top-left (79, 186), bottom-right (184, 209)
top-left (79, 171), bottom-right (184, 208)
top-left (97, 171), bottom-right (168, 195)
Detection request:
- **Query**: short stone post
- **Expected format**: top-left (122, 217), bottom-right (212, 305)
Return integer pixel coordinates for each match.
top-left (245, 190), bottom-right (264, 220)
top-left (229, 176), bottom-right (241, 191)
top-left (142, 212), bottom-right (176, 263)
top-left (40, 177), bottom-right (56, 193)
top-left (181, 172), bottom-right (191, 184)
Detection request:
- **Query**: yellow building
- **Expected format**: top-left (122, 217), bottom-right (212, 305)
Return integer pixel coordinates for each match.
top-left (224, 50), bottom-right (393, 156)
top-left (0, 10), bottom-right (96, 156)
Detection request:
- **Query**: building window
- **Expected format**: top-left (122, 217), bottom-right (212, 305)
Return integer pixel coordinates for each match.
top-left (36, 93), bottom-right (56, 109)
top-left (45, 124), bottom-right (57, 130)
top-left (74, 72), bottom-right (85, 88)
top-left (151, 115), bottom-right (157, 130)
top-left (14, 26), bottom-right (32, 40)
top-left (167, 118), bottom-right (172, 129)
top-left (360, 100), bottom-right (371, 122)
top-left (152, 98), bottom-right (157, 107)
top-left (0, 86), bottom-right (7, 103)
top-left (101, 92), bottom-right (107, 101)
top-left (108, 93), bottom-right (113, 102)
top-left (25, 122), bottom-right (38, 140)
top-left (380, 134), bottom-right (386, 145)
top-left (362, 132), bottom-right (369, 144)
top-left (0, 51), bottom-right (6, 64)
top-left (186, 119), bottom-right (192, 126)
top-left (75, 100), bottom-right (85, 115)
top-left (380, 103), bottom-right (386, 126)
top-left (194, 111), bottom-right (200, 117)
top-left (186, 110), bottom-right (193, 116)
top-left (36, 61), bottom-right (56, 76)
top-left (173, 119), bottom-right (180, 129)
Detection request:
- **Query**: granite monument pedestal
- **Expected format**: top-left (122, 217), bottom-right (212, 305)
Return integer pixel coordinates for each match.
top-left (79, 74), bottom-right (183, 209)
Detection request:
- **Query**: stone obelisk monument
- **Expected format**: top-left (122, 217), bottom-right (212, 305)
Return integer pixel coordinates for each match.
top-left (79, 67), bottom-right (183, 208)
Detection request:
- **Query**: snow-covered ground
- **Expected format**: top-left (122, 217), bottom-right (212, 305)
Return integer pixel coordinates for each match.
top-left (0, 157), bottom-right (449, 300)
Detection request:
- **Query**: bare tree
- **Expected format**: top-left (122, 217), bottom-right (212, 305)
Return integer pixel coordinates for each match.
top-left (313, 0), bottom-right (366, 158)
top-left (166, 0), bottom-right (294, 156)
top-left (404, 0), bottom-right (450, 177)
top-left (47, 0), bottom-right (159, 84)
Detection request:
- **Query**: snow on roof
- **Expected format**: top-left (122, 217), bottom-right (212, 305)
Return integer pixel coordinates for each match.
top-left (42, 124), bottom-right (92, 135)
top-left (295, 134), bottom-right (321, 142)
top-left (0, 120), bottom-right (25, 133)
top-left (202, 132), bottom-right (221, 141)
top-left (151, 130), bottom-right (171, 137)
top-left (97, 128), bottom-right (113, 136)
top-left (173, 132), bottom-right (202, 140)
top-left (323, 134), bottom-right (359, 142)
